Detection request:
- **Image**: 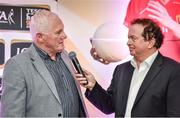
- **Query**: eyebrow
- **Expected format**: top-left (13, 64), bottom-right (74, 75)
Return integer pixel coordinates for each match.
top-left (55, 29), bottom-right (63, 33)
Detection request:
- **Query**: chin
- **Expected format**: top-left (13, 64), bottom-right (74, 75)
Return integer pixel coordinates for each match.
top-left (130, 52), bottom-right (135, 56)
top-left (57, 46), bottom-right (64, 51)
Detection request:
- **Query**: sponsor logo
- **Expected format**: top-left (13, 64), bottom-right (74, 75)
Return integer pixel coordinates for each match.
top-left (0, 39), bottom-right (5, 69)
top-left (0, 8), bottom-right (15, 25)
top-left (0, 5), bottom-right (50, 30)
top-left (11, 39), bottom-right (32, 57)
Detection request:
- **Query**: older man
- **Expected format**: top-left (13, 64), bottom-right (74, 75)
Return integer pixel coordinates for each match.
top-left (1, 10), bottom-right (87, 117)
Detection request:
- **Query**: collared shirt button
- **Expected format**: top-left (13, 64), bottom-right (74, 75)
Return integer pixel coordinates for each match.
top-left (58, 113), bottom-right (62, 117)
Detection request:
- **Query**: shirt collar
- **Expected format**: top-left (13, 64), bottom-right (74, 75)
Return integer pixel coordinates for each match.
top-left (33, 43), bottom-right (61, 60)
top-left (131, 51), bottom-right (159, 69)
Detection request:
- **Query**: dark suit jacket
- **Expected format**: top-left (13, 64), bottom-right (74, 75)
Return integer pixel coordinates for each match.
top-left (86, 53), bottom-right (180, 117)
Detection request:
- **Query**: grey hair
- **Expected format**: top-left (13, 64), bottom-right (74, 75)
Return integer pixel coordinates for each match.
top-left (29, 9), bottom-right (59, 40)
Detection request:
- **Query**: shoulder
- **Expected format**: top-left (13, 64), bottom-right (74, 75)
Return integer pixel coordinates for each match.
top-left (161, 55), bottom-right (180, 67)
top-left (5, 47), bottom-right (32, 68)
top-left (155, 54), bottom-right (180, 76)
top-left (112, 61), bottom-right (133, 75)
top-left (116, 61), bottom-right (132, 69)
top-left (10, 50), bottom-right (30, 61)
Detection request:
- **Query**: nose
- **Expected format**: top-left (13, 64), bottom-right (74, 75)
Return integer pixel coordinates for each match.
top-left (60, 31), bottom-right (67, 39)
top-left (127, 38), bottom-right (132, 46)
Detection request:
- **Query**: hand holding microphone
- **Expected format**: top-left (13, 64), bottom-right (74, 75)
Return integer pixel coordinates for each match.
top-left (69, 51), bottom-right (88, 85)
top-left (69, 51), bottom-right (97, 90)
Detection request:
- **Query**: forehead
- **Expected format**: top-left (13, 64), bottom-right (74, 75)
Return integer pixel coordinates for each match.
top-left (50, 17), bottom-right (64, 30)
top-left (128, 24), bottom-right (144, 36)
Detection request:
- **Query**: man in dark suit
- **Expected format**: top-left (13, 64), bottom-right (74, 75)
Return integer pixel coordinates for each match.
top-left (76, 18), bottom-right (180, 117)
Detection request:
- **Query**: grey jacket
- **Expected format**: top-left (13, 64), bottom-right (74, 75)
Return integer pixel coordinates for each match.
top-left (1, 44), bottom-right (88, 117)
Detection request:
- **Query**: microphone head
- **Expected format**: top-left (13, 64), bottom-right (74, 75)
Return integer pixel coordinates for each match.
top-left (69, 51), bottom-right (76, 59)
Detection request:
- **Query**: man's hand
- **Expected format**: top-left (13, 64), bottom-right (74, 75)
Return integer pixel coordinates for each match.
top-left (147, 0), bottom-right (180, 39)
top-left (75, 69), bottom-right (96, 91)
top-left (147, 0), bottom-right (173, 28)
top-left (90, 38), bottom-right (110, 64)
top-left (90, 47), bottom-right (110, 65)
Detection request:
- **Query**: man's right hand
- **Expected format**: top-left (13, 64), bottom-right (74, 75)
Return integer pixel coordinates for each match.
top-left (75, 69), bottom-right (96, 91)
top-left (90, 47), bottom-right (110, 65)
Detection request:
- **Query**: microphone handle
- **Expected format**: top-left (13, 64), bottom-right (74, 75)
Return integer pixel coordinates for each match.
top-left (72, 57), bottom-right (88, 85)
top-left (72, 58), bottom-right (85, 77)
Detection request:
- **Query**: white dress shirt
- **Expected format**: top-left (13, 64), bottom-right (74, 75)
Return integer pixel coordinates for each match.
top-left (124, 51), bottom-right (158, 117)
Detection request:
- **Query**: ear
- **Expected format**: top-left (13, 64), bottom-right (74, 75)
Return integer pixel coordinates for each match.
top-left (148, 38), bottom-right (156, 49)
top-left (36, 33), bottom-right (44, 43)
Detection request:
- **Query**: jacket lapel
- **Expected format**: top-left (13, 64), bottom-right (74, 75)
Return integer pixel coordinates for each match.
top-left (61, 51), bottom-right (76, 75)
top-left (28, 45), bottom-right (61, 104)
top-left (133, 53), bottom-right (163, 107)
top-left (61, 51), bottom-right (88, 116)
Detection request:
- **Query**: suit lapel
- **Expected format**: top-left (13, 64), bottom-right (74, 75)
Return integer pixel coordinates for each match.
top-left (28, 45), bottom-right (61, 104)
top-left (61, 51), bottom-right (76, 75)
top-left (61, 51), bottom-right (88, 116)
top-left (133, 53), bottom-right (163, 107)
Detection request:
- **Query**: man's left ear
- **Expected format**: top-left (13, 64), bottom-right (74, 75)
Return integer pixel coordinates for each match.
top-left (148, 38), bottom-right (156, 48)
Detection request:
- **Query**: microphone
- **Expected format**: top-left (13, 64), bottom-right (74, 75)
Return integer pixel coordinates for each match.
top-left (69, 51), bottom-right (86, 77)
top-left (69, 51), bottom-right (88, 85)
